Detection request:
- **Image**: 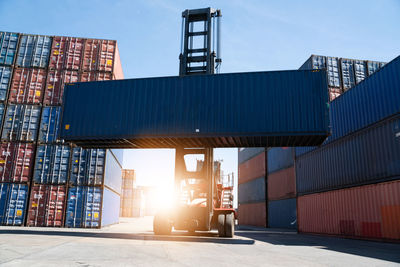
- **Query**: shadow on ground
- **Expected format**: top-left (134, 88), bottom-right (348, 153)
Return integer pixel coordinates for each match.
top-left (0, 228), bottom-right (254, 245)
top-left (236, 230), bottom-right (400, 263)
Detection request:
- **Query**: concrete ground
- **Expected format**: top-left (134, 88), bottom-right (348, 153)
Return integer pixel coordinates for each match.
top-left (0, 217), bottom-right (399, 267)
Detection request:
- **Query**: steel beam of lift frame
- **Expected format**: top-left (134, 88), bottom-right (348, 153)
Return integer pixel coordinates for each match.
top-left (153, 8), bottom-right (235, 237)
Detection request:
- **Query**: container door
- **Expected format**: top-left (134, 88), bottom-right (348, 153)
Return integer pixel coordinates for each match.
top-left (46, 185), bottom-right (66, 227)
top-left (84, 187), bottom-right (101, 228)
top-left (0, 32), bottom-right (19, 65)
top-left (341, 59), bottom-right (355, 90)
top-left (66, 187), bottom-right (84, 228)
top-left (28, 185), bottom-right (48, 226)
top-left (32, 36), bottom-right (51, 68)
top-left (326, 57), bottom-right (341, 88)
top-left (39, 106), bottom-right (61, 143)
top-left (354, 60), bottom-right (367, 84)
top-left (13, 143), bottom-right (35, 183)
top-left (0, 66), bottom-right (12, 101)
top-left (0, 183), bottom-right (9, 224)
top-left (20, 105), bottom-right (41, 141)
top-left (88, 149), bottom-right (105, 186)
top-left (70, 147), bottom-right (87, 185)
top-left (82, 39), bottom-right (100, 71)
top-left (5, 184), bottom-right (27, 225)
top-left (16, 35), bottom-right (35, 67)
top-left (98, 40), bottom-right (116, 72)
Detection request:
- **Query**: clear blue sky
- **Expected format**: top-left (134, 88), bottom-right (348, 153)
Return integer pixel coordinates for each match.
top-left (1, 0), bottom-right (399, 191)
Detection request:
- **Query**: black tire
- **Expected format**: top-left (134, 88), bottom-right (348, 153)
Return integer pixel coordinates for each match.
top-left (153, 213), bottom-right (172, 235)
top-left (217, 213), bottom-right (225, 237)
top-left (225, 213), bottom-right (234, 238)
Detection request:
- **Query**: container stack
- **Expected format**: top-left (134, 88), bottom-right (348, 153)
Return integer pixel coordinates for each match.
top-left (237, 148), bottom-right (266, 227)
top-left (120, 169), bottom-right (145, 218)
top-left (0, 31), bottom-right (124, 228)
top-left (267, 147), bottom-right (297, 229)
top-left (296, 55), bottom-right (400, 241)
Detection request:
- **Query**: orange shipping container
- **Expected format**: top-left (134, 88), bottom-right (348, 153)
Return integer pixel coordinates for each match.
top-left (49, 36), bottom-right (84, 70)
top-left (238, 151), bottom-right (265, 184)
top-left (268, 166), bottom-right (296, 200)
top-left (9, 68), bottom-right (46, 104)
top-left (298, 180), bottom-right (400, 240)
top-left (238, 202), bottom-right (266, 227)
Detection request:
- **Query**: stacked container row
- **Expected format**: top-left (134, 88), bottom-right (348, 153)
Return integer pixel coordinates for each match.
top-left (296, 55), bottom-right (400, 241)
top-left (0, 30), bottom-right (124, 227)
top-left (120, 169), bottom-right (144, 217)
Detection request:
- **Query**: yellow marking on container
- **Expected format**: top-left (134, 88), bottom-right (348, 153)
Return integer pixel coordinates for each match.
top-left (20, 90), bottom-right (24, 94)
top-left (54, 50), bottom-right (60, 55)
top-left (65, 124), bottom-right (70, 130)
top-left (94, 213), bottom-right (99, 219)
top-left (88, 213), bottom-right (91, 217)
top-left (32, 203), bottom-right (38, 208)
top-left (36, 91), bottom-right (41, 96)
top-left (48, 85), bottom-right (53, 89)
top-left (39, 159), bottom-right (43, 162)
top-left (107, 59), bottom-right (113, 66)
top-left (0, 160), bottom-right (5, 164)
top-left (16, 210), bottom-right (22, 216)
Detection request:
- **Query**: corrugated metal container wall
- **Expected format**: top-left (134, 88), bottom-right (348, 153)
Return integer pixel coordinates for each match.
top-left (82, 39), bottom-right (117, 72)
top-left (0, 183), bottom-right (28, 225)
top-left (268, 198), bottom-right (297, 229)
top-left (340, 58), bottom-right (355, 90)
top-left (60, 70), bottom-right (330, 148)
top-left (9, 68), bottom-right (46, 104)
top-left (354, 60), bottom-right (367, 84)
top-left (1, 104), bottom-right (41, 142)
top-left (0, 143), bottom-right (35, 183)
top-left (27, 184), bottom-right (66, 227)
top-left (69, 148), bottom-right (105, 186)
top-left (296, 55), bottom-right (400, 157)
top-left (268, 166), bottom-right (296, 200)
top-left (33, 145), bottom-right (71, 184)
top-left (0, 102), bottom-right (4, 126)
top-left (238, 147), bottom-right (265, 164)
top-left (16, 35), bottom-right (51, 68)
top-left (238, 177), bottom-right (265, 204)
top-left (238, 202), bottom-right (266, 227)
top-left (299, 55), bottom-right (341, 88)
top-left (0, 66), bottom-right (12, 101)
top-left (238, 152), bottom-right (265, 184)
top-left (101, 187), bottom-right (120, 226)
top-left (296, 115), bottom-right (400, 195)
top-left (103, 150), bottom-right (122, 194)
top-left (298, 180), bottom-right (400, 240)
top-left (49, 36), bottom-right (84, 70)
top-left (39, 106), bottom-right (61, 143)
top-left (367, 61), bottom-right (385, 76)
top-left (267, 147), bottom-right (294, 173)
top-left (44, 70), bottom-right (79, 105)
top-left (79, 71), bottom-right (112, 82)
top-left (111, 149), bottom-right (124, 166)
top-left (0, 32), bottom-right (19, 65)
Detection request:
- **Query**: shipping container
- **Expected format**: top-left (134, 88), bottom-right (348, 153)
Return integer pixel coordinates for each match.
top-left (33, 145), bottom-right (71, 184)
top-left (268, 198), bottom-right (297, 229)
top-left (268, 166), bottom-right (296, 201)
top-left (296, 114), bottom-right (400, 195)
top-left (65, 186), bottom-right (120, 228)
top-left (296, 55), bottom-right (400, 157)
top-left (354, 60), bottom-right (367, 84)
top-left (0, 32), bottom-right (19, 65)
top-left (60, 69), bottom-right (330, 148)
top-left (111, 149), bottom-right (124, 166)
top-left (69, 149), bottom-right (121, 193)
top-left (340, 58), bottom-right (355, 90)
top-left (0, 183), bottom-right (28, 225)
top-left (82, 39), bottom-right (119, 73)
top-left (1, 104), bottom-right (41, 142)
top-left (44, 70), bottom-right (79, 105)
top-left (367, 61), bottom-right (385, 76)
top-left (27, 184), bottom-right (66, 227)
top-left (49, 36), bottom-right (84, 70)
top-left (0, 65), bottom-right (12, 101)
top-left (238, 177), bottom-right (265, 204)
top-left (16, 35), bottom-right (52, 68)
top-left (79, 71), bottom-right (112, 82)
top-left (299, 55), bottom-right (341, 88)
top-left (39, 106), bottom-right (61, 143)
top-left (9, 68), bottom-right (46, 104)
top-left (0, 143), bottom-right (35, 183)
top-left (238, 151), bottom-right (265, 184)
top-left (238, 202), bottom-right (266, 227)
top-left (0, 102), bottom-right (4, 127)
top-left (267, 147), bottom-right (294, 173)
top-left (238, 147), bottom-right (265, 164)
top-left (120, 188), bottom-right (144, 217)
top-left (298, 180), bottom-right (400, 240)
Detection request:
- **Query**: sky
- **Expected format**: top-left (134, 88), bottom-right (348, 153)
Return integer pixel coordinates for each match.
top-left (1, 0), bottom-right (399, 194)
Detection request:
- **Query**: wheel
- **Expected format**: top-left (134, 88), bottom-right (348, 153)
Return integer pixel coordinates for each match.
top-left (217, 213), bottom-right (225, 237)
top-left (153, 213), bottom-right (172, 235)
top-left (225, 212), bottom-right (234, 238)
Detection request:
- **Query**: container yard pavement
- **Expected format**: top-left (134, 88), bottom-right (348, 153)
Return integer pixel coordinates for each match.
top-left (0, 217), bottom-right (399, 267)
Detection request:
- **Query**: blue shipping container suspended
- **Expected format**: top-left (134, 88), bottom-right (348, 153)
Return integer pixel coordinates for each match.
top-left (1, 104), bottom-right (41, 142)
top-left (60, 69), bottom-right (330, 148)
top-left (0, 32), bottom-right (19, 65)
top-left (39, 106), bottom-right (61, 143)
top-left (296, 114), bottom-right (400, 195)
top-left (296, 55), bottom-right (400, 157)
top-left (0, 183), bottom-right (28, 225)
top-left (70, 149), bottom-right (122, 194)
top-left (16, 35), bottom-right (52, 68)
top-left (0, 66), bottom-right (12, 101)
top-left (268, 198), bottom-right (297, 229)
top-left (65, 186), bottom-right (120, 228)
top-left (267, 147), bottom-right (294, 173)
top-left (33, 145), bottom-right (71, 184)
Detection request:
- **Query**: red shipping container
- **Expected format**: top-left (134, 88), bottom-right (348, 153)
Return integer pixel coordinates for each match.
top-left (82, 39), bottom-right (117, 72)
top-left (27, 184), bottom-right (67, 227)
top-left (9, 68), bottom-right (46, 104)
top-left (0, 143), bottom-right (35, 183)
top-left (329, 87), bottom-right (342, 101)
top-left (238, 202), bottom-right (266, 227)
top-left (49, 36), bottom-right (84, 70)
top-left (238, 152), bottom-right (265, 184)
top-left (44, 70), bottom-right (79, 105)
top-left (268, 166), bottom-right (296, 200)
top-left (298, 180), bottom-right (400, 240)
top-left (80, 72), bottom-right (113, 82)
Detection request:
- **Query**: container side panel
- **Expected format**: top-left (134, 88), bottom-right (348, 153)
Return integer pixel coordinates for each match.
top-left (238, 177), bottom-right (265, 204)
top-left (104, 150), bottom-right (122, 194)
top-left (267, 147), bottom-right (294, 173)
top-left (238, 151), bottom-right (265, 184)
top-left (238, 202), bottom-right (266, 227)
top-left (268, 198), bottom-right (297, 229)
top-left (238, 147), bottom-right (265, 164)
top-left (268, 166), bottom-right (296, 201)
top-left (101, 187), bottom-right (120, 226)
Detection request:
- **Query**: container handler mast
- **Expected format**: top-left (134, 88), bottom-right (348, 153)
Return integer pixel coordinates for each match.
top-left (153, 8), bottom-right (237, 237)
